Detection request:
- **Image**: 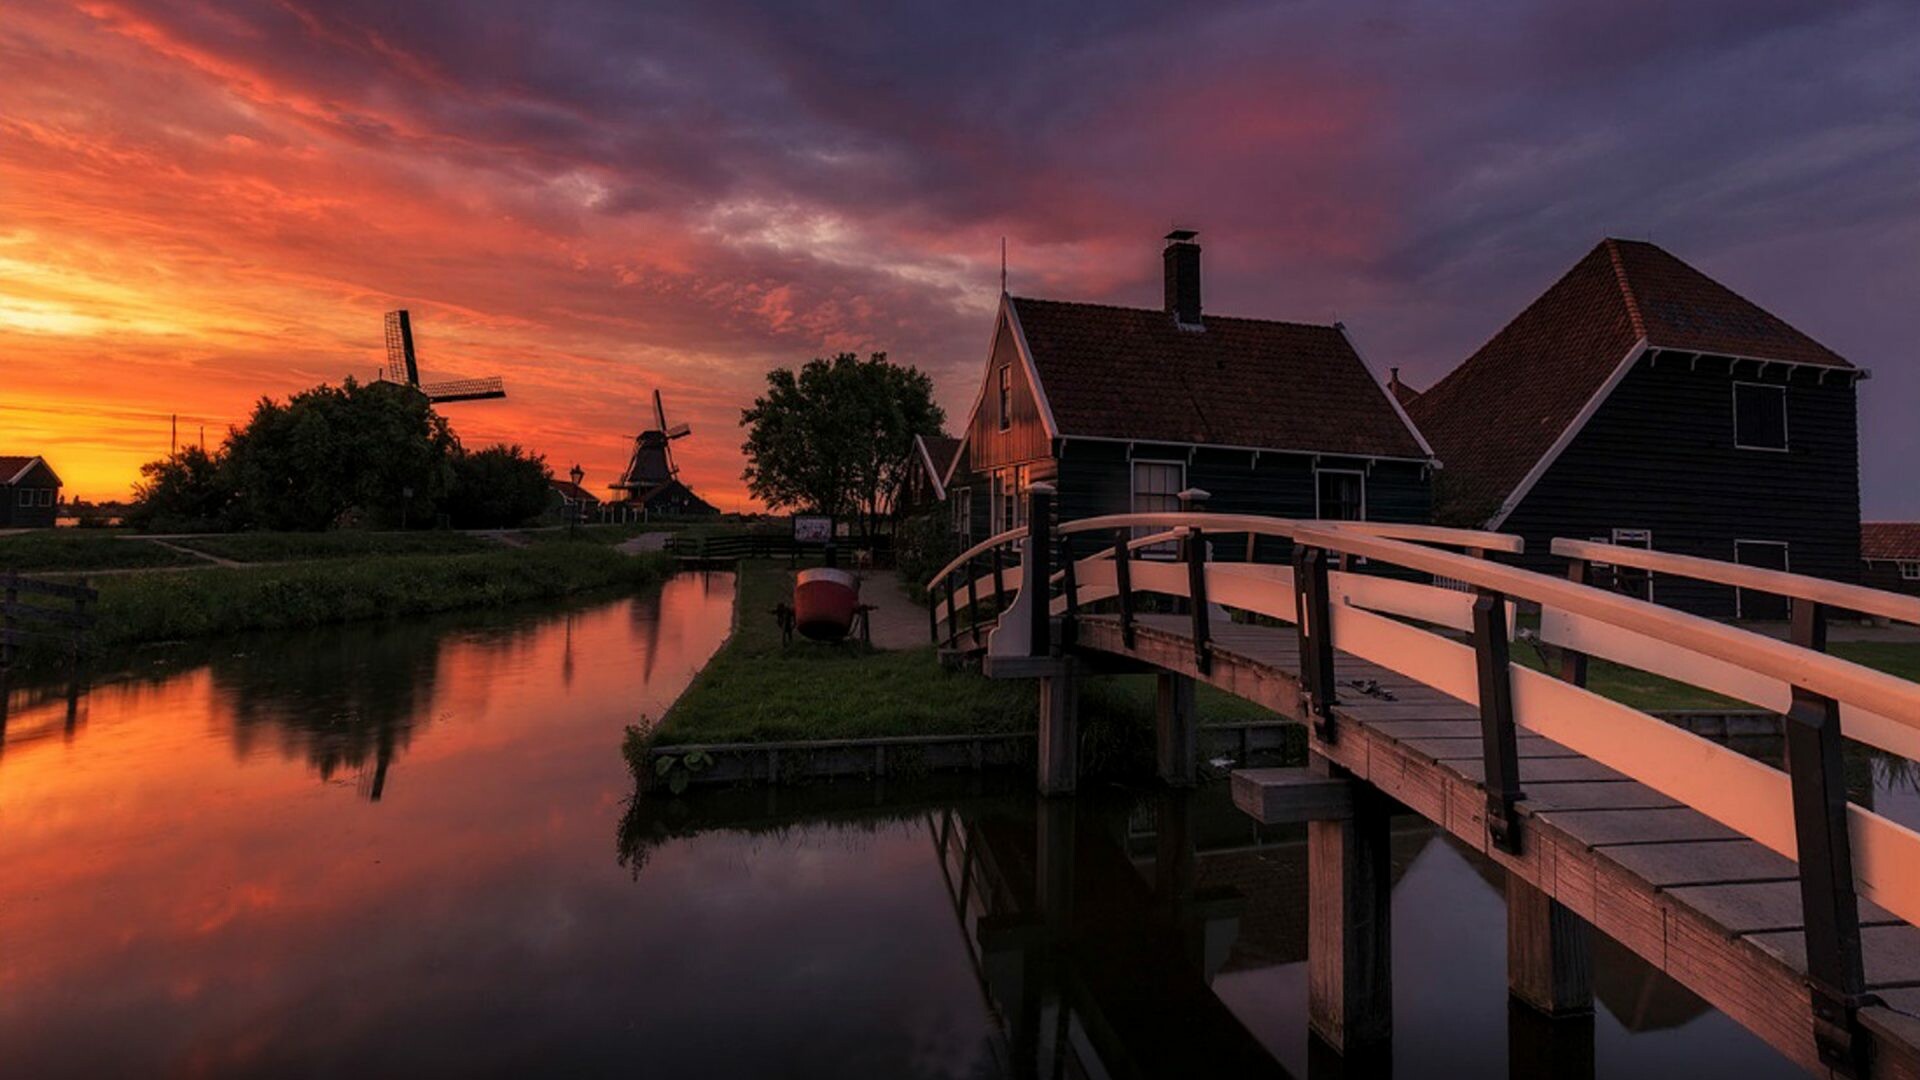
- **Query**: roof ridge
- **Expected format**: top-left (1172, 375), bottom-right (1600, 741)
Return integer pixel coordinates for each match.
top-left (1009, 294), bottom-right (1339, 333)
top-left (1603, 238), bottom-right (1648, 339)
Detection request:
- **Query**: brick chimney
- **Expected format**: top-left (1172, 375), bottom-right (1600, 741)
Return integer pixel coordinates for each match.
top-left (1163, 229), bottom-right (1201, 328)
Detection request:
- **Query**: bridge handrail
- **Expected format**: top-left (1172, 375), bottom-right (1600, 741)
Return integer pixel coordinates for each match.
top-left (926, 527), bottom-right (1028, 593)
top-left (1551, 537), bottom-right (1920, 626)
top-left (1296, 526), bottom-right (1920, 728)
top-left (1055, 512), bottom-right (1524, 554)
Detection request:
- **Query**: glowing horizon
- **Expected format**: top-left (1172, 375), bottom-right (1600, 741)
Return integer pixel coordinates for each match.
top-left (4, 1), bottom-right (1916, 514)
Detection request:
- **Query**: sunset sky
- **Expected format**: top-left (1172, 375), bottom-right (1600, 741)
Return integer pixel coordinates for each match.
top-left (3, 1), bottom-right (1916, 513)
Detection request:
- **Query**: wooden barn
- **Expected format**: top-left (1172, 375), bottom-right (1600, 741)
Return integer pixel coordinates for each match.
top-left (1, 455), bottom-right (62, 529)
top-left (1862, 523), bottom-right (1920, 598)
top-left (1404, 238), bottom-right (1864, 617)
top-left (941, 231), bottom-right (1435, 550)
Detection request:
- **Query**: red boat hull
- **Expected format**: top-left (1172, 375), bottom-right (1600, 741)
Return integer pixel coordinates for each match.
top-left (793, 568), bottom-right (860, 641)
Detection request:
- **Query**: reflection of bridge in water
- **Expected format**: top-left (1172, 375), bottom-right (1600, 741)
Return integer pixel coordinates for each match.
top-left (932, 491), bottom-right (1920, 1075)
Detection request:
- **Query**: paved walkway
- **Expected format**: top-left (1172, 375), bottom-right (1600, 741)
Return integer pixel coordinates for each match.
top-left (858, 570), bottom-right (929, 650)
top-left (617, 532), bottom-right (673, 555)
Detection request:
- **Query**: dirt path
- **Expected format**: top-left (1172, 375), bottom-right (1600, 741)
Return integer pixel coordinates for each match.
top-left (856, 570), bottom-right (929, 650)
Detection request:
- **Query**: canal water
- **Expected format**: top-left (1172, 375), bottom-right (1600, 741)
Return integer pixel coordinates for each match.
top-left (0, 571), bottom-right (1814, 1076)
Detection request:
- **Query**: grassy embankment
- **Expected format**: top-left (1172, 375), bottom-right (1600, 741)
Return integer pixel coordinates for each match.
top-left (641, 558), bottom-right (1277, 753)
top-left (170, 530), bottom-right (496, 562)
top-left (3, 534), bottom-right (676, 665)
top-left (0, 530), bottom-right (204, 572)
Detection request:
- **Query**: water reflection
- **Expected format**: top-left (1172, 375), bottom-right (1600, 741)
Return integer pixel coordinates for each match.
top-left (619, 779), bottom-right (1800, 1079)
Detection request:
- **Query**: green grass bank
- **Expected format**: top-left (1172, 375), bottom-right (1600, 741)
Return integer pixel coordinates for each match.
top-left (642, 559), bottom-right (1277, 753)
top-left (8, 544), bottom-right (675, 664)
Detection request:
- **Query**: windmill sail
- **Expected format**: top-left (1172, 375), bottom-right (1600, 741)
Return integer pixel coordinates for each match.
top-left (379, 310), bottom-right (506, 404)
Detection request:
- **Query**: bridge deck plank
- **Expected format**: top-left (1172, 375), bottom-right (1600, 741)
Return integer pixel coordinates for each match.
top-left (1066, 611), bottom-right (1920, 1075)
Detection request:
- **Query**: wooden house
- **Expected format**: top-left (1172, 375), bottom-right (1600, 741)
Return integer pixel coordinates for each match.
top-left (941, 231), bottom-right (1435, 551)
top-left (0, 456), bottom-right (62, 529)
top-left (1405, 239), bottom-right (1864, 617)
top-left (1862, 523), bottom-right (1920, 598)
top-left (548, 477), bottom-right (601, 521)
top-left (901, 434), bottom-right (960, 516)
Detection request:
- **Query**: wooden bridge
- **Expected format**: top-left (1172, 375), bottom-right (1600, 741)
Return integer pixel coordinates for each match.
top-left (926, 486), bottom-right (1920, 1077)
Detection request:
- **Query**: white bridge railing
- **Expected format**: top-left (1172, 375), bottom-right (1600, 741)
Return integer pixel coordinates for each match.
top-left (925, 488), bottom-right (1920, 1059)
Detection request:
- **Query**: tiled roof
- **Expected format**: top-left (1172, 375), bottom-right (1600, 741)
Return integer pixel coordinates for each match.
top-left (549, 479), bottom-right (599, 502)
top-left (1009, 297), bottom-right (1427, 459)
top-left (1407, 239), bottom-right (1852, 523)
top-left (1863, 523), bottom-right (1920, 562)
top-left (917, 434), bottom-right (961, 481)
top-left (0, 456), bottom-right (50, 486)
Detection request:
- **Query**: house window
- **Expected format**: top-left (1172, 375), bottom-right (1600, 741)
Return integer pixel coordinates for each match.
top-left (1733, 382), bottom-right (1788, 451)
top-left (997, 366), bottom-right (1012, 432)
top-left (1315, 469), bottom-right (1366, 521)
top-left (952, 488), bottom-right (973, 543)
top-left (1132, 460), bottom-right (1184, 557)
top-left (16, 488), bottom-right (31, 508)
top-left (1607, 528), bottom-right (1653, 602)
top-left (38, 489), bottom-right (54, 507)
top-left (1902, 562), bottom-right (1920, 582)
top-left (1733, 540), bottom-right (1790, 620)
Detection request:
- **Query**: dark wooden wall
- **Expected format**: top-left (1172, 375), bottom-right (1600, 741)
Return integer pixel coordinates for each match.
top-left (1502, 351), bottom-right (1860, 616)
top-left (0, 462), bottom-right (61, 528)
top-left (1862, 562), bottom-right (1920, 600)
top-left (1056, 440), bottom-right (1430, 560)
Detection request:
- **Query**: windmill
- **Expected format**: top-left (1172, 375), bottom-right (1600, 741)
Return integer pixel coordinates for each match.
top-left (609, 390), bottom-right (715, 516)
top-left (380, 310), bottom-right (506, 403)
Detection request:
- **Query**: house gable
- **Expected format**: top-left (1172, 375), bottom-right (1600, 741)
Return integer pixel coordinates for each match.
top-left (1411, 238), bottom-right (1861, 529)
top-left (958, 300), bottom-right (1055, 474)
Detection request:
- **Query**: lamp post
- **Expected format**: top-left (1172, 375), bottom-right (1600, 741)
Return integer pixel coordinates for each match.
top-left (569, 464), bottom-right (585, 536)
top-left (401, 485), bottom-right (414, 531)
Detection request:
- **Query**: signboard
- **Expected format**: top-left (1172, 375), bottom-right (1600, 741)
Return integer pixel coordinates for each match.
top-left (792, 514), bottom-right (833, 545)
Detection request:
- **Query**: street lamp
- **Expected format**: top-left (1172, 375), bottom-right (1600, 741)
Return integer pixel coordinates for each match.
top-left (568, 464), bottom-right (584, 535)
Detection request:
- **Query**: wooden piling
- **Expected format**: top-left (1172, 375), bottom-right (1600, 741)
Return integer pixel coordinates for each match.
top-left (1308, 772), bottom-right (1392, 1057)
top-left (1155, 672), bottom-right (1197, 787)
top-left (1037, 660), bottom-right (1079, 796)
top-left (1506, 875), bottom-right (1593, 1017)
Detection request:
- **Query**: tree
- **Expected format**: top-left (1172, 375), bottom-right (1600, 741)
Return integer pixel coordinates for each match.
top-left (740, 352), bottom-right (944, 538)
top-left (223, 377), bottom-right (459, 530)
top-left (446, 444), bottom-right (553, 528)
top-left (127, 444), bottom-right (234, 531)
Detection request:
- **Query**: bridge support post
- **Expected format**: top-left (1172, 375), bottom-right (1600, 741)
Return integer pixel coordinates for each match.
top-left (1037, 659), bottom-right (1079, 796)
top-left (1308, 762), bottom-right (1392, 1060)
top-left (1156, 673), bottom-right (1197, 787)
top-left (1506, 875), bottom-right (1593, 1017)
top-left (1784, 599), bottom-right (1869, 1076)
top-left (1473, 590), bottom-right (1523, 855)
top-left (1294, 546), bottom-right (1337, 743)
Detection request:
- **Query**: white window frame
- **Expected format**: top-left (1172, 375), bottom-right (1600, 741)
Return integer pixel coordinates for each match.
top-left (1732, 381), bottom-right (1789, 453)
top-left (1901, 561), bottom-right (1920, 583)
top-left (1130, 458), bottom-right (1186, 558)
top-left (997, 365), bottom-right (1012, 432)
top-left (1608, 528), bottom-right (1654, 602)
top-left (1732, 539), bottom-right (1790, 619)
top-left (37, 489), bottom-right (53, 507)
top-left (988, 472), bottom-right (1004, 535)
top-left (1313, 467), bottom-right (1368, 522)
top-left (16, 488), bottom-right (31, 508)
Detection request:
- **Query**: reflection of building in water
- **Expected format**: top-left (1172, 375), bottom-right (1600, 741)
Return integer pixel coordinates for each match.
top-left (931, 793), bottom-right (1293, 1079)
